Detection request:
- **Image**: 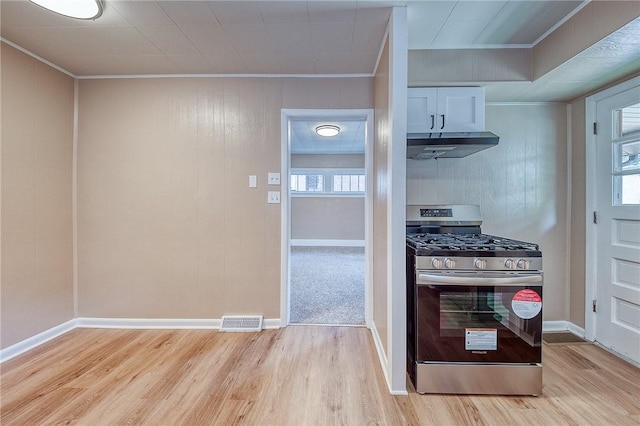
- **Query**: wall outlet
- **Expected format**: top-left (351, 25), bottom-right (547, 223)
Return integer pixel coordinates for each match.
top-left (268, 172), bottom-right (280, 185)
top-left (267, 191), bottom-right (280, 204)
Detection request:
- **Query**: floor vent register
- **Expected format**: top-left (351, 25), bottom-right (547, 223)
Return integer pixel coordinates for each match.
top-left (542, 332), bottom-right (588, 345)
top-left (220, 315), bottom-right (263, 332)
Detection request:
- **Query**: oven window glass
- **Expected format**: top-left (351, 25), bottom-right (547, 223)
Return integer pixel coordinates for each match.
top-left (416, 285), bottom-right (542, 363)
top-left (439, 291), bottom-right (511, 334)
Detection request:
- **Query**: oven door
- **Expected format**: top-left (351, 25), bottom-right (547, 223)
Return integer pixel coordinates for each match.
top-left (415, 271), bottom-right (542, 364)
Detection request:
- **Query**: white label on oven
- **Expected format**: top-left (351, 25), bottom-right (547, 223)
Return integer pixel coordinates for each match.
top-left (465, 328), bottom-right (497, 351)
top-left (512, 289), bottom-right (542, 319)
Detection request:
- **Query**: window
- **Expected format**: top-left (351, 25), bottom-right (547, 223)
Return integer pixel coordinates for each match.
top-left (333, 174), bottom-right (366, 192)
top-left (613, 103), bottom-right (640, 205)
top-left (290, 169), bottom-right (365, 195)
top-left (290, 174), bottom-right (324, 192)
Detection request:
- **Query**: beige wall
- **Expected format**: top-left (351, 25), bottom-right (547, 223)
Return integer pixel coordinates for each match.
top-left (408, 48), bottom-right (531, 85)
top-left (373, 35), bottom-right (391, 353)
top-left (407, 103), bottom-right (569, 321)
top-left (76, 77), bottom-right (373, 319)
top-left (290, 154), bottom-right (365, 241)
top-left (1, 43), bottom-right (75, 349)
top-left (291, 154), bottom-right (364, 169)
top-left (291, 198), bottom-right (364, 241)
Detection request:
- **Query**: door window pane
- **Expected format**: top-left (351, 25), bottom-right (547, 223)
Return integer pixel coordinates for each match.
top-left (617, 174), bottom-right (640, 205)
top-left (616, 140), bottom-right (640, 172)
top-left (613, 139), bottom-right (640, 205)
top-left (616, 102), bottom-right (640, 138)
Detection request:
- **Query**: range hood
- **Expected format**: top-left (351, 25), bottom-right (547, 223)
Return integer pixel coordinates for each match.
top-left (407, 131), bottom-right (499, 160)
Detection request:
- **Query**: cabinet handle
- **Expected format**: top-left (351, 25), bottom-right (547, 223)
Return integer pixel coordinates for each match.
top-left (440, 114), bottom-right (445, 130)
top-left (430, 114), bottom-right (435, 130)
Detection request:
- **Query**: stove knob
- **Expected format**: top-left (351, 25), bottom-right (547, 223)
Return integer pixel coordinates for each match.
top-left (504, 258), bottom-right (516, 269)
top-left (474, 258), bottom-right (487, 270)
top-left (444, 258), bottom-right (456, 269)
top-left (517, 259), bottom-right (530, 270)
top-left (431, 258), bottom-right (444, 269)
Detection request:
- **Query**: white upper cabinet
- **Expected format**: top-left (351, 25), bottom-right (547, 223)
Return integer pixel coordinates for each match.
top-left (407, 88), bottom-right (438, 133)
top-left (407, 87), bottom-right (485, 133)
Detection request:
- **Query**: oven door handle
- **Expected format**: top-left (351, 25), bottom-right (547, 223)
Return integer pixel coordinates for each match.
top-left (417, 274), bottom-right (542, 286)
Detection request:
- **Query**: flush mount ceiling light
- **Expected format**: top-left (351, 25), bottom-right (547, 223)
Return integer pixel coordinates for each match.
top-left (315, 125), bottom-right (340, 137)
top-left (30, 0), bottom-right (104, 20)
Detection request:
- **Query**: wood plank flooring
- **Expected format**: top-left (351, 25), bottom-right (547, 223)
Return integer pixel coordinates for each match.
top-left (1, 326), bottom-right (638, 425)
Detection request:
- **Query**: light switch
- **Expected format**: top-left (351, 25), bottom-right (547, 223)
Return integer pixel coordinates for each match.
top-left (268, 172), bottom-right (280, 185)
top-left (267, 191), bottom-right (280, 204)
top-left (249, 175), bottom-right (257, 188)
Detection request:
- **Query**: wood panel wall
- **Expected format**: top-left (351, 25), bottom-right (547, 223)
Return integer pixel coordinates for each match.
top-left (1, 43), bottom-right (75, 349)
top-left (373, 36), bottom-right (391, 353)
top-left (76, 77), bottom-right (373, 320)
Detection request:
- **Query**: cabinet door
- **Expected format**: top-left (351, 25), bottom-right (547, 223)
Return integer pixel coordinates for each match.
top-left (436, 87), bottom-right (485, 132)
top-left (407, 88), bottom-right (437, 133)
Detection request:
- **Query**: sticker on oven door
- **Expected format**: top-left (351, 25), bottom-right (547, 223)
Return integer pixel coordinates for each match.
top-left (465, 328), bottom-right (497, 351)
top-left (512, 289), bottom-right (542, 319)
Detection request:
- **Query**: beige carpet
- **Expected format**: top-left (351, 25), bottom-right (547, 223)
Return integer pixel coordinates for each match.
top-left (290, 246), bottom-right (365, 325)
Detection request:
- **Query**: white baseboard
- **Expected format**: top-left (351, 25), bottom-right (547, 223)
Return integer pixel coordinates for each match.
top-left (567, 322), bottom-right (586, 338)
top-left (76, 317), bottom-right (282, 330)
top-left (1, 317), bottom-right (282, 364)
top-left (0, 319), bottom-right (76, 363)
top-left (291, 239), bottom-right (365, 247)
top-left (369, 320), bottom-right (392, 392)
top-left (76, 317), bottom-right (222, 329)
top-left (263, 318), bottom-right (281, 329)
top-left (543, 320), bottom-right (569, 332)
top-left (543, 320), bottom-right (586, 338)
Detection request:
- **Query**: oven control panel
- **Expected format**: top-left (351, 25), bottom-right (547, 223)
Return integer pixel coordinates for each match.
top-left (416, 256), bottom-right (542, 272)
top-left (420, 208), bottom-right (452, 217)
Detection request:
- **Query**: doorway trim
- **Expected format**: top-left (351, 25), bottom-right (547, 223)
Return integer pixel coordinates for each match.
top-left (584, 75), bottom-right (640, 342)
top-left (280, 108), bottom-right (374, 328)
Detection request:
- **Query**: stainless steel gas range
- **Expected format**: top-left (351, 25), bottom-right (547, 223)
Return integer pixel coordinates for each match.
top-left (406, 205), bottom-right (543, 396)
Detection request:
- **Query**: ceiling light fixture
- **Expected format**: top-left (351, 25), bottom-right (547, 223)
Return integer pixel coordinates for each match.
top-left (315, 125), bottom-right (340, 137)
top-left (29, 0), bottom-right (104, 20)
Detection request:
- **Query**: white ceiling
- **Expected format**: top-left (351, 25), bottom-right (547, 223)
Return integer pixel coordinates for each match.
top-left (1, 0), bottom-right (639, 149)
top-left (1, 0), bottom-right (589, 77)
top-left (407, 0), bottom-right (583, 48)
top-left (0, 0), bottom-right (392, 75)
top-left (290, 119), bottom-right (366, 154)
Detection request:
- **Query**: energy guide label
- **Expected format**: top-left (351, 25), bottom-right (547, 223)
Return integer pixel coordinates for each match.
top-left (465, 328), bottom-right (497, 351)
top-left (511, 289), bottom-right (542, 319)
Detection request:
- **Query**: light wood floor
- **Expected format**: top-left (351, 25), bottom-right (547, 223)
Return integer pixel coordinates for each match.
top-left (1, 326), bottom-right (638, 425)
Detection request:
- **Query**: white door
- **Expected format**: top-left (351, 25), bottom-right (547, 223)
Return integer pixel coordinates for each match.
top-left (595, 86), bottom-right (640, 364)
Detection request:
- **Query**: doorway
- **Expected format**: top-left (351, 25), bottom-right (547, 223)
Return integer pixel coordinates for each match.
top-left (586, 77), bottom-right (640, 365)
top-left (289, 246), bottom-right (365, 324)
top-left (280, 109), bottom-right (374, 327)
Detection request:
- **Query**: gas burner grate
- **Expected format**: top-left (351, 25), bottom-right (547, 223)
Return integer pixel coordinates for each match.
top-left (407, 233), bottom-right (540, 253)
